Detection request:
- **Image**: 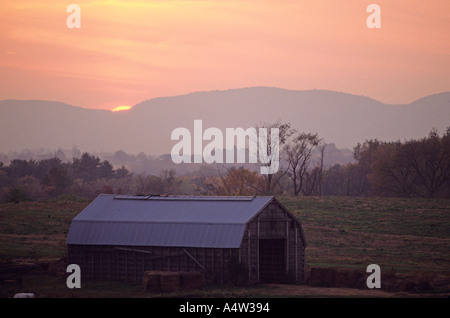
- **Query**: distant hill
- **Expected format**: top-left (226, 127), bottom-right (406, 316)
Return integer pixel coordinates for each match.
top-left (1, 87), bottom-right (449, 156)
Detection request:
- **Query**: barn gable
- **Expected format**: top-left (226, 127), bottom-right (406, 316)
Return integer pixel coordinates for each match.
top-left (66, 195), bottom-right (306, 284)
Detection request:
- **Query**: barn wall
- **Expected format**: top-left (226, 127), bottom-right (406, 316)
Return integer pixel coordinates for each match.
top-left (67, 245), bottom-right (240, 284)
top-left (239, 201), bottom-right (305, 284)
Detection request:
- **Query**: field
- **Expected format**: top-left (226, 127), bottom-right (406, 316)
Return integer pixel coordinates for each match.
top-left (0, 196), bottom-right (449, 298)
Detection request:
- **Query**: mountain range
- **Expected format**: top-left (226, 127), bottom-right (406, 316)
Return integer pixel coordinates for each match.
top-left (1, 87), bottom-right (449, 155)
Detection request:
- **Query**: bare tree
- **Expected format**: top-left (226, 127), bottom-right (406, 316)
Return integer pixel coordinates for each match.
top-left (316, 143), bottom-right (326, 196)
top-left (284, 132), bottom-right (322, 196)
top-left (254, 121), bottom-right (294, 195)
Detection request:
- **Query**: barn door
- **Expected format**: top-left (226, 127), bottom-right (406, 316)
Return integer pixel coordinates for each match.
top-left (259, 239), bottom-right (286, 283)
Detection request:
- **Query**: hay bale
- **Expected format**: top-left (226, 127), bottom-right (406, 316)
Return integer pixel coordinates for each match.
top-left (356, 276), bottom-right (367, 289)
top-left (180, 271), bottom-right (203, 290)
top-left (334, 269), bottom-right (350, 288)
top-left (335, 269), bottom-right (364, 288)
top-left (143, 271), bottom-right (162, 292)
top-left (47, 257), bottom-right (67, 276)
top-left (310, 267), bottom-right (336, 287)
top-left (348, 270), bottom-right (364, 288)
top-left (381, 277), bottom-right (400, 292)
top-left (310, 267), bottom-right (323, 286)
top-left (400, 280), bottom-right (416, 292)
top-left (417, 280), bottom-right (432, 291)
top-left (143, 270), bottom-right (204, 292)
top-left (160, 271), bottom-right (181, 293)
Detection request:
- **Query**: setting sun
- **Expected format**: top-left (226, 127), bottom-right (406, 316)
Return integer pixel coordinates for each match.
top-left (111, 105), bottom-right (132, 112)
top-left (0, 1), bottom-right (449, 108)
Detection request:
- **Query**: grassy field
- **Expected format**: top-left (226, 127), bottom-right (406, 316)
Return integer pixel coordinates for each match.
top-left (281, 196), bottom-right (450, 273)
top-left (0, 196), bottom-right (449, 298)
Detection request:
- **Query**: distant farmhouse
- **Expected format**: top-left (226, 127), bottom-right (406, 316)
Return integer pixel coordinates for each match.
top-left (66, 195), bottom-right (306, 285)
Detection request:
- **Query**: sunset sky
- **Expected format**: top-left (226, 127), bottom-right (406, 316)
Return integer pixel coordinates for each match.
top-left (0, 0), bottom-right (449, 110)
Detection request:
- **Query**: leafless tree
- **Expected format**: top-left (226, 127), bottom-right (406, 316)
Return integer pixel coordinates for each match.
top-left (284, 132), bottom-right (322, 196)
top-left (253, 120), bottom-right (294, 194)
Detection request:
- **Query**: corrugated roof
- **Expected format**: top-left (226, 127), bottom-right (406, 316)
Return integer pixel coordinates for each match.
top-left (66, 194), bottom-right (274, 248)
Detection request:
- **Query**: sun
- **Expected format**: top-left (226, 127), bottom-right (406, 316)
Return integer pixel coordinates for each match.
top-left (111, 105), bottom-right (132, 112)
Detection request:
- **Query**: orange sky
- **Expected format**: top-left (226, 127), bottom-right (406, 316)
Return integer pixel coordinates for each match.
top-left (0, 0), bottom-right (449, 110)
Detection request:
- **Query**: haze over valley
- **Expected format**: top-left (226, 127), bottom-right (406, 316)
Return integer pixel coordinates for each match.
top-left (1, 87), bottom-right (449, 162)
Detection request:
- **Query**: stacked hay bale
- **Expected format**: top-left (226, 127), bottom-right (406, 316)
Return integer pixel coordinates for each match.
top-left (143, 271), bottom-right (203, 292)
top-left (143, 270), bottom-right (162, 292)
top-left (309, 267), bottom-right (440, 293)
top-left (334, 269), bottom-right (364, 288)
top-left (310, 267), bottom-right (365, 289)
top-left (180, 271), bottom-right (203, 290)
top-left (310, 267), bottom-right (336, 287)
top-left (160, 272), bottom-right (181, 293)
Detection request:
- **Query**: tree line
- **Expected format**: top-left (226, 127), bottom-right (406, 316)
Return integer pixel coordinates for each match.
top-left (1, 126), bottom-right (449, 202)
top-left (191, 125), bottom-right (450, 199)
top-left (0, 153), bottom-right (129, 202)
top-left (351, 128), bottom-right (450, 198)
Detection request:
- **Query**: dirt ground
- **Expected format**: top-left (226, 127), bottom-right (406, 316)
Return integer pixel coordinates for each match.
top-left (2, 267), bottom-right (449, 298)
top-left (248, 283), bottom-right (449, 298)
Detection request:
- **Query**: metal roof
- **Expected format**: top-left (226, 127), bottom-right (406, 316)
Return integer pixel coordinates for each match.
top-left (66, 194), bottom-right (274, 248)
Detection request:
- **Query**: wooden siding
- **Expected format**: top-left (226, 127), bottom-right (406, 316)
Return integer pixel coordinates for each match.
top-left (68, 245), bottom-right (241, 284)
top-left (239, 201), bottom-right (305, 284)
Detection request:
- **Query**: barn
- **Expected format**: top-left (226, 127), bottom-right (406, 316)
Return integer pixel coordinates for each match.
top-left (66, 194), bottom-right (307, 285)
